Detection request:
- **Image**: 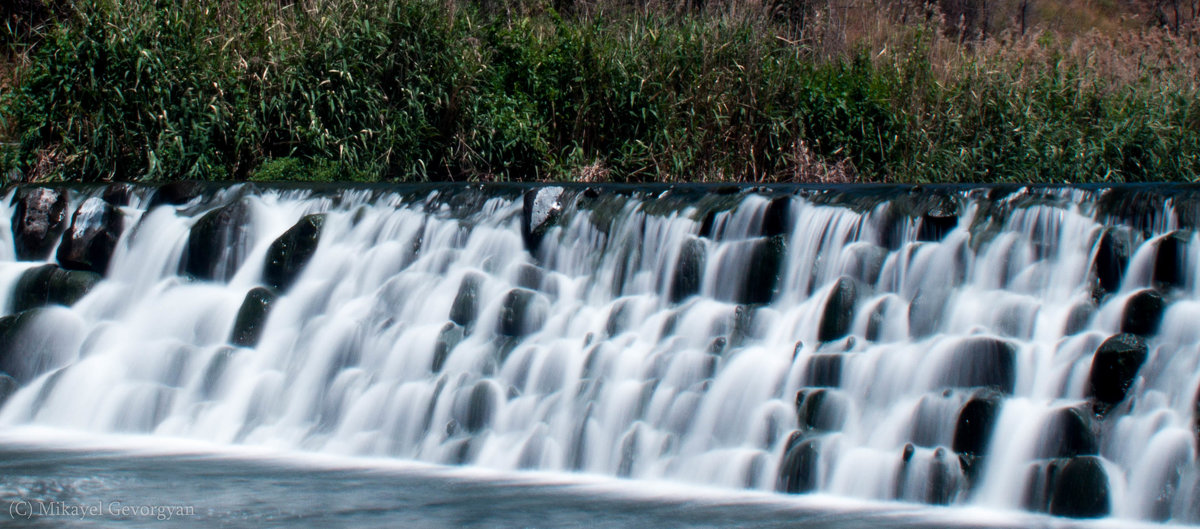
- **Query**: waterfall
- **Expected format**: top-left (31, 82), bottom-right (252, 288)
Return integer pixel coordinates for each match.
top-left (1, 183), bottom-right (1198, 523)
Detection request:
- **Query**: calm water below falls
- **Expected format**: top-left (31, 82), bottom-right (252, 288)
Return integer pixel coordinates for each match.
top-left (0, 183), bottom-right (1198, 526)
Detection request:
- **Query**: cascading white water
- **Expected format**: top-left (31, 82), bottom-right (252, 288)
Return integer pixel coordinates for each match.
top-left (0, 184), bottom-right (1198, 523)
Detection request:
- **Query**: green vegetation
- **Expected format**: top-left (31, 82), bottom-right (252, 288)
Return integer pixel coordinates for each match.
top-left (1, 0), bottom-right (1198, 183)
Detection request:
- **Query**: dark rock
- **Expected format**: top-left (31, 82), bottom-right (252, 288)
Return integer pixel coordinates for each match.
top-left (738, 235), bottom-right (785, 305)
top-left (917, 194), bottom-right (959, 242)
top-left (1153, 230), bottom-right (1189, 289)
top-left (11, 187), bottom-right (68, 260)
top-left (0, 308), bottom-right (80, 383)
top-left (263, 214), bottom-right (325, 292)
top-left (795, 389), bottom-right (845, 432)
top-left (450, 272), bottom-right (485, 328)
top-left (498, 288), bottom-right (548, 337)
top-left (1092, 228), bottom-right (1131, 295)
top-left (777, 433), bottom-right (820, 493)
top-left (1038, 407), bottom-right (1098, 459)
top-left (669, 237), bottom-right (706, 303)
top-left (617, 425), bottom-right (640, 477)
top-left (926, 447), bottom-right (959, 505)
top-left (11, 264), bottom-right (101, 312)
top-left (761, 196), bottom-right (791, 237)
top-left (521, 187), bottom-right (565, 254)
top-left (1050, 457), bottom-right (1111, 518)
top-left (953, 390), bottom-right (1001, 483)
top-left (147, 181), bottom-right (203, 209)
top-left (56, 197), bottom-right (123, 274)
top-left (818, 277), bottom-right (857, 342)
top-left (908, 283), bottom-right (952, 338)
top-left (230, 287), bottom-right (277, 347)
top-left (1120, 289), bottom-right (1165, 337)
top-left (1087, 333), bottom-right (1147, 413)
top-left (184, 201), bottom-right (252, 281)
top-left (804, 354), bottom-right (843, 388)
top-left (100, 183), bottom-right (134, 207)
top-left (940, 337), bottom-right (1017, 393)
top-left (458, 380), bottom-right (500, 433)
top-left (708, 336), bottom-right (727, 355)
top-left (433, 322), bottom-right (464, 372)
top-left (604, 298), bottom-right (633, 337)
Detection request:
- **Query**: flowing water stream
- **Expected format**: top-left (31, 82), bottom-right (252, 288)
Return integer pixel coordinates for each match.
top-left (0, 183), bottom-right (1197, 525)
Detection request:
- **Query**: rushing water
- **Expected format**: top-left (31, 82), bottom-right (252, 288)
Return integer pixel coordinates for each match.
top-left (0, 183), bottom-right (1198, 525)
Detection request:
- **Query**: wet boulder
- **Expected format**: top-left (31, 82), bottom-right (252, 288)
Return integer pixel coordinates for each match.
top-left (1087, 333), bottom-right (1147, 413)
top-left (0, 373), bottom-right (17, 406)
top-left (818, 277), bottom-right (857, 342)
top-left (450, 272), bottom-right (485, 328)
top-left (1120, 289), bottom-right (1165, 337)
top-left (916, 194), bottom-right (959, 242)
top-left (668, 237), bottom-right (706, 303)
top-left (521, 186), bottom-right (565, 254)
top-left (761, 196), bottom-right (791, 238)
top-left (795, 389), bottom-right (846, 432)
top-left (777, 433), bottom-right (821, 494)
top-left (11, 264), bottom-right (101, 312)
top-left (0, 308), bottom-right (82, 383)
top-left (1037, 407), bottom-right (1098, 459)
top-left (100, 183), bottom-right (134, 207)
top-left (738, 235), bottom-right (785, 305)
top-left (263, 214), bottom-right (325, 292)
top-left (497, 288), bottom-right (549, 337)
top-left (11, 187), bottom-right (68, 260)
top-left (514, 263), bottom-right (547, 292)
top-left (184, 200), bottom-right (252, 281)
top-left (1153, 230), bottom-right (1189, 290)
top-left (56, 197), bottom-right (123, 274)
top-left (229, 287), bottom-right (277, 347)
top-left (146, 181), bottom-right (203, 210)
top-left (953, 390), bottom-right (1002, 482)
top-left (454, 380), bottom-right (501, 433)
top-left (1092, 227), bottom-right (1131, 295)
top-left (1024, 457), bottom-right (1111, 518)
top-left (939, 337), bottom-right (1017, 394)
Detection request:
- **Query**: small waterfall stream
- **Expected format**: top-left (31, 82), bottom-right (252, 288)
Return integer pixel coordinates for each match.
top-left (0, 183), bottom-right (1198, 523)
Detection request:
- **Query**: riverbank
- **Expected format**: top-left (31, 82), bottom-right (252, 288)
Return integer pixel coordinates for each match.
top-left (1, 0), bottom-right (1198, 184)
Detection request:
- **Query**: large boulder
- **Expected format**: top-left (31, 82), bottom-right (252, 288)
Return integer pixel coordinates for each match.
top-left (263, 214), bottom-right (325, 291)
top-left (668, 237), bottom-right (706, 303)
top-left (761, 196), bottom-right (791, 238)
top-left (146, 181), bottom-right (203, 210)
top-left (11, 264), bottom-right (101, 312)
top-left (953, 390), bottom-right (1002, 483)
top-left (497, 288), bottom-right (548, 337)
top-left (0, 373), bottom-right (17, 406)
top-left (0, 308), bottom-right (82, 383)
top-left (521, 187), bottom-right (565, 254)
top-left (1087, 333), bottom-right (1147, 413)
top-left (1024, 457), bottom-right (1111, 518)
top-left (1152, 230), bottom-right (1189, 290)
top-left (449, 272), bottom-right (485, 328)
top-left (1092, 227), bottom-right (1131, 295)
top-left (229, 287), bottom-right (277, 347)
top-left (184, 200), bottom-right (252, 281)
top-left (1120, 289), bottom-right (1165, 337)
top-left (939, 337), bottom-right (1017, 394)
top-left (738, 235), bottom-right (785, 305)
top-left (777, 433), bottom-right (821, 493)
top-left (56, 197), bottom-right (123, 274)
top-left (818, 277), bottom-right (857, 342)
top-left (11, 187), bottom-right (68, 260)
top-left (916, 194), bottom-right (959, 242)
